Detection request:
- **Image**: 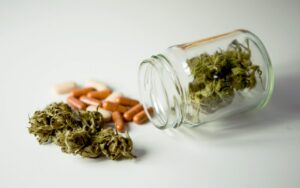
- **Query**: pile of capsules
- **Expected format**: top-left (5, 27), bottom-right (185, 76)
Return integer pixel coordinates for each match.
top-left (53, 80), bottom-right (153, 132)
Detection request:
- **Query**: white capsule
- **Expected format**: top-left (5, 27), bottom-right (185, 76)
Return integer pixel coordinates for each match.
top-left (52, 81), bottom-right (77, 95)
top-left (85, 80), bottom-right (109, 91)
top-left (104, 91), bottom-right (122, 102)
top-left (86, 105), bottom-right (112, 122)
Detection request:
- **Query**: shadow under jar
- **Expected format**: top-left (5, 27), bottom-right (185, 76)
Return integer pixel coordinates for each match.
top-left (138, 29), bottom-right (274, 129)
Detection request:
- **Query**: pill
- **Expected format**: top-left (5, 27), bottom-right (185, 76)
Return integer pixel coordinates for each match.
top-left (123, 103), bottom-right (143, 121)
top-left (86, 105), bottom-right (112, 122)
top-left (79, 96), bottom-right (101, 106)
top-left (104, 92), bottom-right (122, 102)
top-left (67, 96), bottom-right (87, 110)
top-left (102, 101), bottom-right (128, 113)
top-left (87, 89), bottom-right (112, 99)
top-left (52, 81), bottom-right (77, 95)
top-left (133, 107), bottom-right (154, 124)
top-left (70, 87), bottom-right (94, 98)
top-left (115, 96), bottom-right (139, 107)
top-left (85, 80), bottom-right (109, 91)
top-left (112, 111), bottom-right (125, 132)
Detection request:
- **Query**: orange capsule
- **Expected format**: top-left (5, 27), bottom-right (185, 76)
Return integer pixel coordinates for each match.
top-left (123, 103), bottom-right (143, 121)
top-left (87, 89), bottom-right (112, 99)
top-left (70, 87), bottom-right (94, 98)
top-left (112, 111), bottom-right (125, 132)
top-left (67, 96), bottom-right (87, 110)
top-left (115, 96), bottom-right (139, 107)
top-left (133, 107), bottom-right (153, 124)
top-left (79, 96), bottom-right (101, 106)
top-left (102, 101), bottom-right (128, 113)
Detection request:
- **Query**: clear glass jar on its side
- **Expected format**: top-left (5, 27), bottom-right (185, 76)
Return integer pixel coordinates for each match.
top-left (138, 29), bottom-right (274, 129)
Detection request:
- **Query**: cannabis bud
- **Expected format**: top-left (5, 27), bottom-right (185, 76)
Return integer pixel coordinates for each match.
top-left (28, 102), bottom-right (135, 160)
top-left (187, 39), bottom-right (262, 113)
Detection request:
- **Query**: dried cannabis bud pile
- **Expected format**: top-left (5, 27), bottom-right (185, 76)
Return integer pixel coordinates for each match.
top-left (187, 39), bottom-right (262, 113)
top-left (28, 102), bottom-right (135, 160)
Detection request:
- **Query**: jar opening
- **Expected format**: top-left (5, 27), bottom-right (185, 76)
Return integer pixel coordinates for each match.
top-left (138, 55), bottom-right (183, 129)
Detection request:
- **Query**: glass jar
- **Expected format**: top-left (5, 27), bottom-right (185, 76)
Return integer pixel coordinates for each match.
top-left (138, 29), bottom-right (274, 129)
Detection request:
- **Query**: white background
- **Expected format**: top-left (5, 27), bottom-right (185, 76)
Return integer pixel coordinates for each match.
top-left (1, 0), bottom-right (300, 188)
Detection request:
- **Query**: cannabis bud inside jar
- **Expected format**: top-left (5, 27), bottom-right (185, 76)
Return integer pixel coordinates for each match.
top-left (138, 29), bottom-right (274, 129)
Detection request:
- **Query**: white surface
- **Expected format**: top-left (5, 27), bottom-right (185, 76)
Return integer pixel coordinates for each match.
top-left (1, 0), bottom-right (300, 188)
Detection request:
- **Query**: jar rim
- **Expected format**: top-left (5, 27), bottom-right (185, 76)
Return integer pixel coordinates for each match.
top-left (242, 30), bottom-right (275, 109)
top-left (138, 55), bottom-right (184, 129)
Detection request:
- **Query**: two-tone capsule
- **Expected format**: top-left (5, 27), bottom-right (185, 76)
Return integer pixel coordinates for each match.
top-left (52, 81), bottom-right (77, 95)
top-left (112, 111), bottom-right (125, 132)
top-left (85, 80), bottom-right (109, 91)
top-left (67, 96), bottom-right (87, 110)
top-left (102, 101), bottom-right (128, 113)
top-left (79, 96), bottom-right (101, 106)
top-left (87, 89), bottom-right (112, 99)
top-left (71, 87), bottom-right (95, 98)
top-left (105, 92), bottom-right (122, 102)
top-left (133, 107), bottom-right (153, 124)
top-left (123, 104), bottom-right (143, 121)
top-left (115, 96), bottom-right (139, 107)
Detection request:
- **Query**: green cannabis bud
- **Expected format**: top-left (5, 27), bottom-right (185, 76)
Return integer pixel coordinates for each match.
top-left (187, 39), bottom-right (262, 113)
top-left (28, 102), bottom-right (135, 160)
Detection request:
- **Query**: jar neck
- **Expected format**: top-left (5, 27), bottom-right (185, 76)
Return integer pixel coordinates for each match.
top-left (138, 54), bottom-right (184, 129)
